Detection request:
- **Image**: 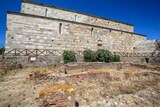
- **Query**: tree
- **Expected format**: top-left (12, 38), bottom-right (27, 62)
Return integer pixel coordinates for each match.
top-left (156, 40), bottom-right (160, 48)
top-left (152, 40), bottom-right (160, 57)
top-left (0, 47), bottom-right (5, 55)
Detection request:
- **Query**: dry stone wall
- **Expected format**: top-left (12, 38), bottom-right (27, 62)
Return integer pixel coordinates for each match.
top-left (21, 2), bottom-right (134, 32)
top-left (6, 13), bottom-right (146, 53)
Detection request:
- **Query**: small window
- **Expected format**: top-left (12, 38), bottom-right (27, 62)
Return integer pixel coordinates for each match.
top-left (75, 101), bottom-right (79, 107)
top-left (98, 39), bottom-right (102, 47)
top-left (95, 19), bottom-right (97, 23)
top-left (59, 23), bottom-right (62, 34)
top-left (29, 38), bottom-right (31, 40)
top-left (75, 15), bottom-right (77, 22)
top-left (45, 8), bottom-right (48, 17)
top-left (91, 28), bottom-right (94, 36)
top-left (97, 44), bottom-right (102, 46)
top-left (11, 37), bottom-right (14, 39)
top-left (145, 58), bottom-right (149, 63)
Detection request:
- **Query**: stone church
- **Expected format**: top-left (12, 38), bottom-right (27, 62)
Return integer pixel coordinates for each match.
top-left (5, 1), bottom-right (156, 55)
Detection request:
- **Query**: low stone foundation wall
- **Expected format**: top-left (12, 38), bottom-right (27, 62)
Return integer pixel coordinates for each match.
top-left (149, 57), bottom-right (160, 63)
top-left (121, 56), bottom-right (160, 64)
top-left (121, 57), bottom-right (146, 63)
top-left (1, 55), bottom-right (62, 67)
top-left (130, 63), bottom-right (160, 71)
top-left (1, 55), bottom-right (159, 68)
top-left (65, 62), bottom-right (130, 71)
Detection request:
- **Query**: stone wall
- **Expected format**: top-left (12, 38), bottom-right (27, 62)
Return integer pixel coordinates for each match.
top-left (134, 40), bottom-right (156, 53)
top-left (21, 2), bottom-right (134, 32)
top-left (121, 57), bottom-right (147, 63)
top-left (65, 62), bottom-right (130, 71)
top-left (6, 13), bottom-right (146, 53)
top-left (2, 55), bottom-right (62, 67)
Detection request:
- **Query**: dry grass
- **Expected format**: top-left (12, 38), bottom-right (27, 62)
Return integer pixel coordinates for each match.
top-left (39, 84), bottom-right (75, 97)
top-left (0, 64), bottom-right (160, 107)
top-left (67, 68), bottom-right (116, 75)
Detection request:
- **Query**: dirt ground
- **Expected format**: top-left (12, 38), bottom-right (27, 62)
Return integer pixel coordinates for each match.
top-left (0, 63), bottom-right (160, 107)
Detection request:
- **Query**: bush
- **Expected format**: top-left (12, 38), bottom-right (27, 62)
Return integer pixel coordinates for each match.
top-left (63, 49), bottom-right (120, 64)
top-left (0, 47), bottom-right (5, 55)
top-left (83, 49), bottom-right (96, 62)
top-left (113, 54), bottom-right (120, 62)
top-left (63, 50), bottom-right (76, 64)
top-left (83, 49), bottom-right (120, 63)
top-left (96, 49), bottom-right (113, 62)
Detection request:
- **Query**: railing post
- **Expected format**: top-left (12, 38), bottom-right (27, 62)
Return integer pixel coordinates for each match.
top-left (36, 49), bottom-right (38, 56)
top-left (25, 49), bottom-right (27, 56)
top-left (15, 49), bottom-right (16, 56)
top-left (46, 49), bottom-right (48, 55)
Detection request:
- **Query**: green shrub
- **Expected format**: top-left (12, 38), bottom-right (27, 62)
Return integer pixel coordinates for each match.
top-left (96, 49), bottom-right (113, 62)
top-left (83, 49), bottom-right (120, 63)
top-left (83, 49), bottom-right (96, 62)
top-left (63, 50), bottom-right (76, 64)
top-left (156, 40), bottom-right (160, 48)
top-left (113, 54), bottom-right (120, 62)
top-left (0, 47), bottom-right (5, 55)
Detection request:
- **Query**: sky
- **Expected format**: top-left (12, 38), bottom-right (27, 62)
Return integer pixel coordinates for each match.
top-left (0, 0), bottom-right (160, 47)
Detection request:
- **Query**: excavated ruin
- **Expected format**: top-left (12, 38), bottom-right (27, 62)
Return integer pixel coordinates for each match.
top-left (1, 62), bottom-right (159, 107)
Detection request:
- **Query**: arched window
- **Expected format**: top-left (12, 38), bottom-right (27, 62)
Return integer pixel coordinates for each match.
top-left (97, 39), bottom-right (102, 46)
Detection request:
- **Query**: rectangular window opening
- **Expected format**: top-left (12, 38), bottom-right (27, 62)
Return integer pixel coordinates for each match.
top-left (59, 23), bottom-right (62, 34)
top-left (45, 8), bottom-right (48, 17)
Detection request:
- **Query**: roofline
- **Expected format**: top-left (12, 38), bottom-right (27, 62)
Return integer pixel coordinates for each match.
top-left (22, 0), bottom-right (134, 26)
top-left (7, 11), bottom-right (146, 37)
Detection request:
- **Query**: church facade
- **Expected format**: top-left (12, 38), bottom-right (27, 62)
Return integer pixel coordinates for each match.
top-left (6, 1), bottom-right (153, 54)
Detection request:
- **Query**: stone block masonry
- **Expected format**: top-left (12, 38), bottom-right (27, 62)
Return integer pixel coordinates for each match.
top-left (21, 2), bottom-right (134, 32)
top-left (5, 1), bottom-right (149, 55)
top-left (134, 40), bottom-right (156, 53)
